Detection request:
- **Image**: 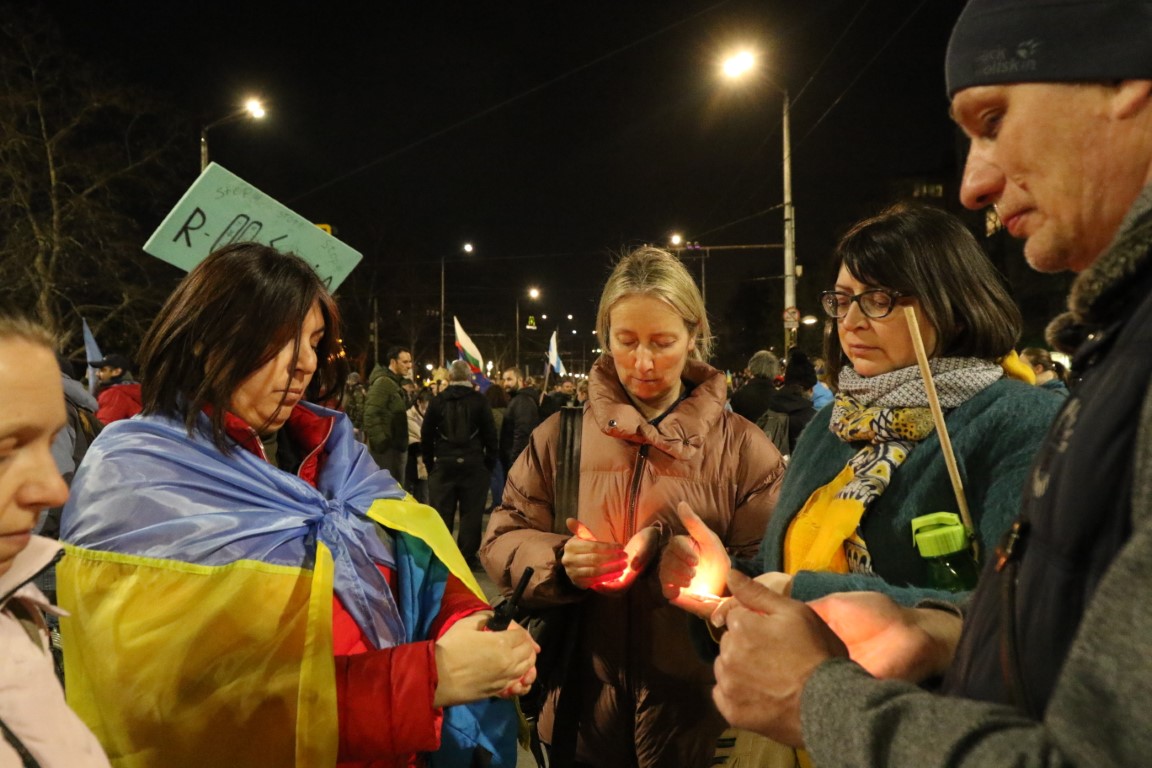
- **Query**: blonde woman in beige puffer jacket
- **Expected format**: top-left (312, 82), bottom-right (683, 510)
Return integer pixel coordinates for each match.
top-left (480, 248), bottom-right (784, 768)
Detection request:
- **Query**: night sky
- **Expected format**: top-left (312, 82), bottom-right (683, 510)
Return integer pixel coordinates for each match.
top-left (43, 0), bottom-right (987, 372)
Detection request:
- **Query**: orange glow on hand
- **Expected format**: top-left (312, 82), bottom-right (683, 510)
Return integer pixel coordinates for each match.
top-left (598, 565), bottom-right (634, 588)
top-left (686, 558), bottom-right (726, 598)
top-left (598, 530), bottom-right (646, 587)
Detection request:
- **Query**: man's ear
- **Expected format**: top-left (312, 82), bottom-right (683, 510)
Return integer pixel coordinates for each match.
top-left (1112, 80), bottom-right (1152, 120)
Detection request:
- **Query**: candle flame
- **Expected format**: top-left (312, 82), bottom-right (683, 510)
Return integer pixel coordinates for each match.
top-left (685, 558), bottom-right (726, 598)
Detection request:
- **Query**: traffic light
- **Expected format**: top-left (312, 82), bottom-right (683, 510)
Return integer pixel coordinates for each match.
top-left (315, 223), bottom-right (333, 235)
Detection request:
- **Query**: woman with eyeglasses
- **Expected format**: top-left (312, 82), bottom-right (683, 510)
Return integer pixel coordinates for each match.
top-left (664, 203), bottom-right (1062, 617)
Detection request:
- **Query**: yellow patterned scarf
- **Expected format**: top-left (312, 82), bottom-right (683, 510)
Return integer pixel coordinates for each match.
top-left (784, 358), bottom-right (1004, 575)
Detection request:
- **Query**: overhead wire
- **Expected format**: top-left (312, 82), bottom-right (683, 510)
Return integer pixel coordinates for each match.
top-left (696, 0), bottom-right (931, 241)
top-left (696, 0), bottom-right (874, 237)
top-left (288, 0), bottom-right (735, 205)
top-left (794, 0), bottom-right (931, 149)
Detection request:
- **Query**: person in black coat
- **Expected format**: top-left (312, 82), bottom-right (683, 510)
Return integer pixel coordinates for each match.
top-left (776, 348), bottom-right (819, 448)
top-left (499, 367), bottom-right (540, 471)
top-left (730, 350), bottom-right (781, 423)
top-left (420, 361), bottom-right (498, 569)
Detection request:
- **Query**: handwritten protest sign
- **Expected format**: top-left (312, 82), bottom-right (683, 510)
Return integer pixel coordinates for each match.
top-left (143, 163), bottom-right (361, 289)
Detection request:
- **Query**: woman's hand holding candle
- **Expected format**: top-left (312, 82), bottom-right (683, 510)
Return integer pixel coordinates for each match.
top-left (562, 519), bottom-right (659, 593)
top-left (660, 501), bottom-right (730, 619)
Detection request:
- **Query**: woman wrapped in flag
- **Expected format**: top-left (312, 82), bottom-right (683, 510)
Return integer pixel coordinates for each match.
top-left (58, 244), bottom-right (535, 768)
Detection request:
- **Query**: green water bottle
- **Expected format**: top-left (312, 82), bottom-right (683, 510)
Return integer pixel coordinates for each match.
top-left (911, 512), bottom-right (979, 592)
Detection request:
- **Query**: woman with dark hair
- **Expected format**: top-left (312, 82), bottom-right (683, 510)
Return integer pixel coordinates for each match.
top-left (664, 202), bottom-right (1064, 766)
top-left (666, 203), bottom-right (1061, 609)
top-left (58, 244), bottom-right (532, 768)
top-left (482, 246), bottom-right (784, 767)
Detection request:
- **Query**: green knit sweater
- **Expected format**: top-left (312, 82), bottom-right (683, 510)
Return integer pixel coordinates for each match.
top-left (744, 377), bottom-right (1063, 606)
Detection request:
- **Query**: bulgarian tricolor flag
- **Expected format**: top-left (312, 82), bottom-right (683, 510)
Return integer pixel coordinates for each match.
top-left (453, 316), bottom-right (485, 374)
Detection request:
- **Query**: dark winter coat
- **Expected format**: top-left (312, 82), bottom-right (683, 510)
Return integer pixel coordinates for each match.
top-left (364, 365), bottom-right (408, 453)
top-left (420, 383), bottom-right (498, 471)
top-left (729, 376), bottom-right (778, 423)
top-left (763, 384), bottom-right (817, 449)
top-left (500, 386), bottom-right (540, 470)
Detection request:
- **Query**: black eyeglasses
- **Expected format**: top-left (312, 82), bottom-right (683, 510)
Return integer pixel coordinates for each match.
top-left (819, 289), bottom-right (908, 320)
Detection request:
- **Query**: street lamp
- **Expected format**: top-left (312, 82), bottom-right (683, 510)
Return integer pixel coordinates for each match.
top-left (516, 286), bottom-right (540, 370)
top-left (721, 49), bottom-right (797, 351)
top-left (440, 242), bottom-right (474, 368)
top-left (200, 97), bottom-right (266, 172)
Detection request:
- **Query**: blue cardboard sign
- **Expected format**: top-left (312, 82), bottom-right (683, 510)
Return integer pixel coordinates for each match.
top-left (143, 163), bottom-right (361, 289)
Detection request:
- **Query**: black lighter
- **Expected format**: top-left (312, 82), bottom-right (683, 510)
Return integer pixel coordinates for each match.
top-left (485, 566), bottom-right (534, 631)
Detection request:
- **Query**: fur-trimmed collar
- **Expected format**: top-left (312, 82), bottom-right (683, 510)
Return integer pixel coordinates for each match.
top-left (1047, 184), bottom-right (1152, 353)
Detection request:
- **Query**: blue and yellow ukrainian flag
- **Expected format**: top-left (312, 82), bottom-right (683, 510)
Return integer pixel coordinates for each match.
top-left (59, 407), bottom-right (511, 768)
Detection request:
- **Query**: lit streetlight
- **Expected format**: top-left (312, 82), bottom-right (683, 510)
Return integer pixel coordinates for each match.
top-left (722, 50), bottom-right (756, 79)
top-left (516, 286), bottom-right (541, 370)
top-left (440, 242), bottom-right (474, 368)
top-left (200, 97), bottom-right (266, 172)
top-left (721, 48), bottom-right (797, 350)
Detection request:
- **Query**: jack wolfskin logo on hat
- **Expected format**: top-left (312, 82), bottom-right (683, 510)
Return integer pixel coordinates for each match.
top-left (974, 40), bottom-right (1041, 78)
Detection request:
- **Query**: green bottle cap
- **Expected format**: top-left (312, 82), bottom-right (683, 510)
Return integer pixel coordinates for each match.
top-left (911, 512), bottom-right (968, 558)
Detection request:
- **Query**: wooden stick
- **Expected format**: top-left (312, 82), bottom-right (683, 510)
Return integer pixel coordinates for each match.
top-left (902, 306), bottom-right (980, 561)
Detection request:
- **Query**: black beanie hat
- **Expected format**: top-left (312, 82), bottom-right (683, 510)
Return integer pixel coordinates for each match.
top-left (946, 0), bottom-right (1152, 96)
top-left (784, 348), bottom-right (818, 390)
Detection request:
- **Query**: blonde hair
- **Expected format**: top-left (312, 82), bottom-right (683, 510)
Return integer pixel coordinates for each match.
top-left (595, 246), bottom-right (713, 361)
top-left (0, 314), bottom-right (55, 349)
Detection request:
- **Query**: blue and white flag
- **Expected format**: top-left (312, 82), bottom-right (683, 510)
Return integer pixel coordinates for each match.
top-left (547, 330), bottom-right (567, 376)
top-left (81, 318), bottom-right (104, 396)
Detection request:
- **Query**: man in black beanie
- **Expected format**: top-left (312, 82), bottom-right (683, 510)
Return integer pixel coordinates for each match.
top-left (708, 2), bottom-right (1152, 765)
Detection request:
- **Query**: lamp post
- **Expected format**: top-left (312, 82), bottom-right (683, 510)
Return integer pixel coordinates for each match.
top-left (439, 242), bottom-right (473, 368)
top-left (515, 286), bottom-right (540, 370)
top-left (200, 98), bottom-right (266, 172)
top-left (721, 50), bottom-right (797, 351)
top-left (782, 90), bottom-right (797, 351)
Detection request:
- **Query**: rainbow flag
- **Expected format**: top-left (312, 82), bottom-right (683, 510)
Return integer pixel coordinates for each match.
top-left (58, 406), bottom-right (515, 767)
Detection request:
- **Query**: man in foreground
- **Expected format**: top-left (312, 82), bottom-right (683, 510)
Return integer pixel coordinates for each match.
top-left (712, 2), bottom-right (1152, 764)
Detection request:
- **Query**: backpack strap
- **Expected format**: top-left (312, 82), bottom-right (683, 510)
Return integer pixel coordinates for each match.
top-left (0, 716), bottom-right (40, 767)
top-left (534, 404), bottom-right (583, 768)
top-left (552, 406), bottom-right (583, 530)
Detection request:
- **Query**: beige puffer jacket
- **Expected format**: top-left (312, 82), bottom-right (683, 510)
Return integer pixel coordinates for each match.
top-left (480, 356), bottom-right (784, 765)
